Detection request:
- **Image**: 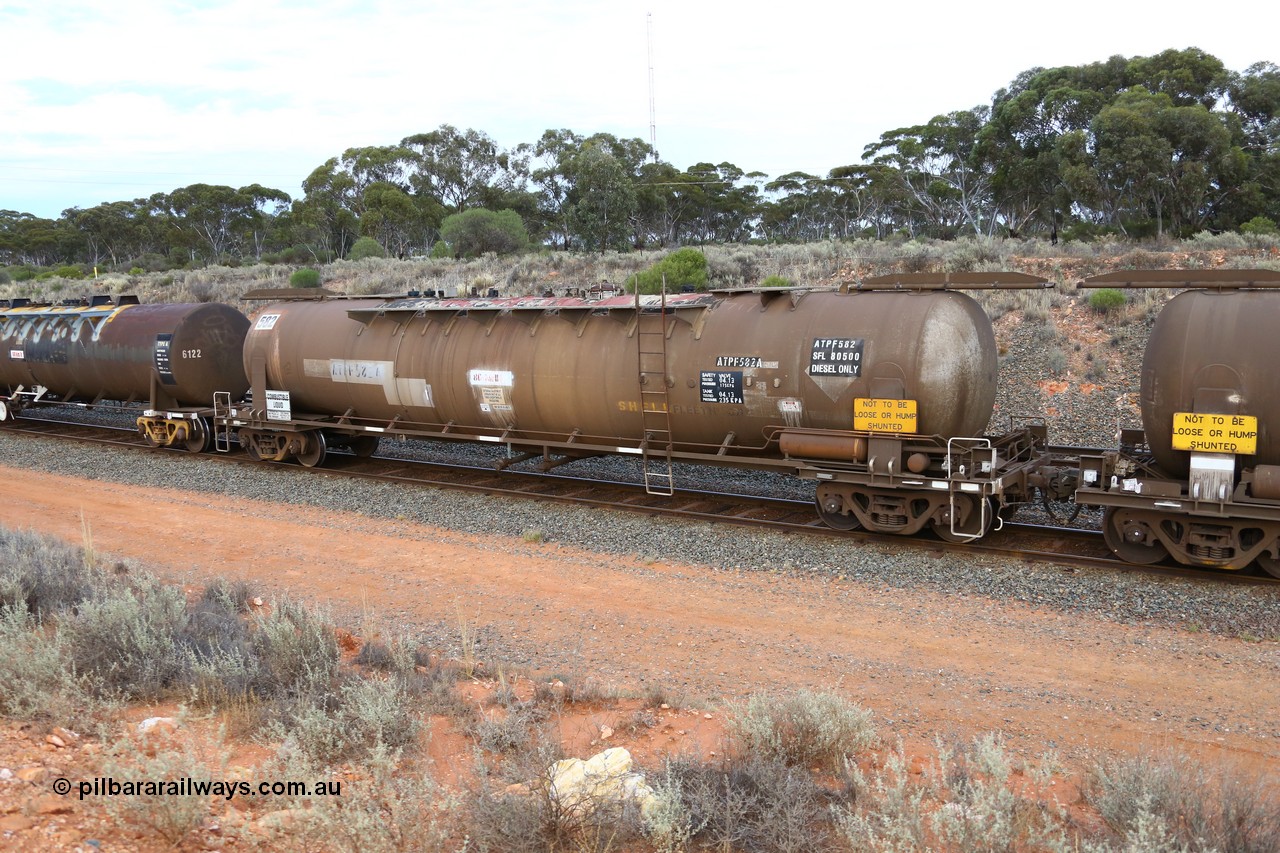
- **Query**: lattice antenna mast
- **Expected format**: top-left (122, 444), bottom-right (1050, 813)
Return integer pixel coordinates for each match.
top-left (647, 11), bottom-right (657, 160)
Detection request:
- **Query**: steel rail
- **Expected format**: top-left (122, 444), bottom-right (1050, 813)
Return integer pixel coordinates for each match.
top-left (3, 415), bottom-right (1277, 588)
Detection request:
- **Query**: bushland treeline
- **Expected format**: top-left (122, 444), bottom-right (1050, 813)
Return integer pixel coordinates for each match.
top-left (2, 47), bottom-right (1277, 276)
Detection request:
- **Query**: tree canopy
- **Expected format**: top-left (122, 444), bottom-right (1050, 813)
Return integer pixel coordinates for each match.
top-left (3, 47), bottom-right (1278, 271)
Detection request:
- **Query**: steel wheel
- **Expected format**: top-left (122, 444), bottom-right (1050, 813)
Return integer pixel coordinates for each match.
top-left (347, 435), bottom-right (380, 457)
top-left (184, 418), bottom-right (211, 453)
top-left (239, 430), bottom-right (262, 461)
top-left (0, 400), bottom-right (9, 422)
top-left (1254, 551), bottom-right (1280, 579)
top-left (815, 491), bottom-right (863, 530)
top-left (1102, 507), bottom-right (1169, 565)
top-left (297, 431), bottom-right (327, 468)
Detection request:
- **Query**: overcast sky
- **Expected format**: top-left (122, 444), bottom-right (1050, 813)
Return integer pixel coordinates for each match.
top-left (2, 0), bottom-right (1275, 219)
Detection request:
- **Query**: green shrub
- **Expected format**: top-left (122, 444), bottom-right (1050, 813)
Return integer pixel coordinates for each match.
top-left (349, 236), bottom-right (387, 261)
top-left (252, 596), bottom-right (339, 695)
top-left (760, 274), bottom-right (791, 288)
top-left (429, 240), bottom-right (451, 259)
top-left (97, 719), bottom-right (227, 846)
top-left (1088, 287), bottom-right (1127, 313)
top-left (1241, 215), bottom-right (1279, 236)
top-left (290, 267), bottom-right (322, 288)
top-left (633, 248), bottom-right (708, 294)
top-left (439, 208), bottom-right (529, 258)
top-left (268, 743), bottom-right (458, 853)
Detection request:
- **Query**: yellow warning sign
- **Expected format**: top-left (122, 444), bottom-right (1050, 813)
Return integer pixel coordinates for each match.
top-left (1172, 412), bottom-right (1257, 454)
top-left (854, 398), bottom-right (918, 433)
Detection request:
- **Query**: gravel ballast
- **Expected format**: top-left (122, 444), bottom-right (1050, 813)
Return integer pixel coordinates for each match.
top-left (2, 424), bottom-right (1277, 643)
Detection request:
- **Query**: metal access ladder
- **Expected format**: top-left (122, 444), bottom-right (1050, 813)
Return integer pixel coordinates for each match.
top-left (212, 391), bottom-right (233, 453)
top-left (636, 289), bottom-right (675, 496)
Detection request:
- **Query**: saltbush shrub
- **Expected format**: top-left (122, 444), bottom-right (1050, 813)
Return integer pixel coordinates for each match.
top-left (0, 527), bottom-right (96, 614)
top-left (725, 690), bottom-right (876, 770)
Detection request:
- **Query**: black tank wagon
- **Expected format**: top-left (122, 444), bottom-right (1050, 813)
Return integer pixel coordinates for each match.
top-left (0, 296), bottom-right (250, 451)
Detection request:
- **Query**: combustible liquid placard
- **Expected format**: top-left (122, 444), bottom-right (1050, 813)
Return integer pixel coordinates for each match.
top-left (854, 398), bottom-right (918, 433)
top-left (1171, 412), bottom-right (1257, 454)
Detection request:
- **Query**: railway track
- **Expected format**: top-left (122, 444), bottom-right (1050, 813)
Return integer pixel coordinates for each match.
top-left (4, 414), bottom-right (1277, 588)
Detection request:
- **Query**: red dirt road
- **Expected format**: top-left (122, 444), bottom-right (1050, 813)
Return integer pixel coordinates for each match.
top-left (1, 465), bottom-right (1276, 777)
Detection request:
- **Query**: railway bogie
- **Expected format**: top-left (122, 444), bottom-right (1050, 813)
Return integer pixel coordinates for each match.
top-left (784, 422), bottom-right (1055, 540)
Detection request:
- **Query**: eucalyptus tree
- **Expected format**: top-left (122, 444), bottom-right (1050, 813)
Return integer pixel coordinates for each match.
top-left (566, 142), bottom-right (638, 252)
top-left (156, 183), bottom-right (290, 263)
top-left (294, 160), bottom-right (361, 261)
top-left (1126, 47), bottom-right (1229, 109)
top-left (631, 159), bottom-right (683, 247)
top-left (0, 210), bottom-right (77, 267)
top-left (400, 125), bottom-right (527, 214)
top-left (826, 164), bottom-right (892, 238)
top-left (761, 172), bottom-right (831, 241)
top-left (1224, 61), bottom-right (1280, 224)
top-left (358, 181), bottom-right (419, 258)
top-left (69, 200), bottom-right (156, 268)
top-left (526, 130), bottom-right (654, 250)
top-left (677, 162), bottom-right (763, 243)
top-left (1064, 87), bottom-right (1241, 236)
top-left (865, 107), bottom-right (996, 237)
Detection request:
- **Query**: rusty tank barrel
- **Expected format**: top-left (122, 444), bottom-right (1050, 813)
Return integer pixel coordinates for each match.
top-left (1141, 289), bottom-right (1280, 474)
top-left (0, 301), bottom-right (250, 407)
top-left (244, 289), bottom-right (997, 450)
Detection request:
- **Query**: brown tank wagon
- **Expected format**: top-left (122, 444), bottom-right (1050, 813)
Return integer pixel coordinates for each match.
top-left (1075, 269), bottom-right (1280, 577)
top-left (229, 274), bottom-right (1059, 542)
top-left (0, 297), bottom-right (250, 450)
